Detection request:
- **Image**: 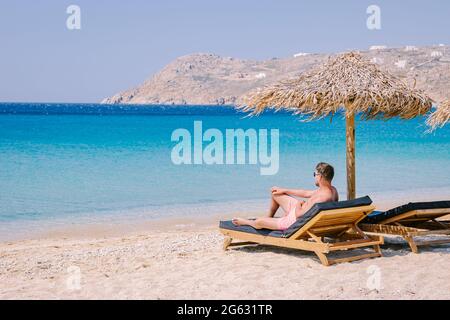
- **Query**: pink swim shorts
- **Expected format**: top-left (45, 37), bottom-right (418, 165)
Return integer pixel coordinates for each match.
top-left (277, 197), bottom-right (299, 231)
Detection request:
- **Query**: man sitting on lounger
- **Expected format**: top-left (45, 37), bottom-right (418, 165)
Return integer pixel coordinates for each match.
top-left (232, 162), bottom-right (338, 231)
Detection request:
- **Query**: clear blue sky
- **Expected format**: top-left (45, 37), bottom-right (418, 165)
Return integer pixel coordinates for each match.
top-left (0, 0), bottom-right (449, 103)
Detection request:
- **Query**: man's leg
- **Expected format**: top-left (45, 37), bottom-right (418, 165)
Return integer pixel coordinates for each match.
top-left (231, 193), bottom-right (295, 229)
top-left (232, 217), bottom-right (280, 230)
top-left (268, 194), bottom-right (293, 217)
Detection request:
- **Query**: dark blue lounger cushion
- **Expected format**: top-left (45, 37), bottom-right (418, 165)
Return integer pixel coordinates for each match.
top-left (219, 196), bottom-right (373, 238)
top-left (363, 200), bottom-right (450, 224)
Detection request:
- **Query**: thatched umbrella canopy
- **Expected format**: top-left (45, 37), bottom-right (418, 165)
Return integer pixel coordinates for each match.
top-left (241, 52), bottom-right (433, 200)
top-left (427, 100), bottom-right (450, 131)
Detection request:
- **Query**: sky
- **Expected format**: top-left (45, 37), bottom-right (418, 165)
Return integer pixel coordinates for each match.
top-left (0, 0), bottom-right (449, 103)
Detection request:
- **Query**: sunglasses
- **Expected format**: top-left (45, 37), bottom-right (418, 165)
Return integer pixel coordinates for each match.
top-left (314, 172), bottom-right (321, 177)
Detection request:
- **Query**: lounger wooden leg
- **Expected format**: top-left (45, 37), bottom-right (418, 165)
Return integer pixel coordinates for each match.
top-left (223, 236), bottom-right (232, 251)
top-left (404, 235), bottom-right (419, 253)
top-left (373, 244), bottom-right (382, 256)
top-left (314, 251), bottom-right (330, 266)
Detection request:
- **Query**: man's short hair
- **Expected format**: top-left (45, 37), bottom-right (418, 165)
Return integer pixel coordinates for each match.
top-left (316, 162), bottom-right (334, 181)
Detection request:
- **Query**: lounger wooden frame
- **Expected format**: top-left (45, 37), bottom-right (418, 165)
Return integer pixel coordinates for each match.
top-left (360, 208), bottom-right (450, 253)
top-left (220, 205), bottom-right (383, 266)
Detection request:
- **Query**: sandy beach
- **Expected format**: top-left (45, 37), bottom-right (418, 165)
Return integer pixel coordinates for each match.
top-left (1, 194), bottom-right (449, 300)
top-left (2, 0), bottom-right (450, 304)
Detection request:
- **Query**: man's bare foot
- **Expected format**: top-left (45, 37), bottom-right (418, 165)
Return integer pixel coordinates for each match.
top-left (232, 218), bottom-right (248, 226)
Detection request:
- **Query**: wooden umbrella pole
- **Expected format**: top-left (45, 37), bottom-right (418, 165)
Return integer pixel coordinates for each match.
top-left (346, 113), bottom-right (356, 200)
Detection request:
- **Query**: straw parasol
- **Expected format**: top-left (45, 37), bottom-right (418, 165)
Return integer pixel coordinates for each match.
top-left (427, 100), bottom-right (450, 131)
top-left (240, 52), bottom-right (433, 200)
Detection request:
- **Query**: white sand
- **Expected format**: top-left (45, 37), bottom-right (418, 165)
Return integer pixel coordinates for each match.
top-left (1, 192), bottom-right (449, 300)
top-left (1, 221), bottom-right (449, 299)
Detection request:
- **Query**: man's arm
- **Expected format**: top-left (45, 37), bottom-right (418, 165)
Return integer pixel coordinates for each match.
top-left (285, 188), bottom-right (315, 198)
top-left (271, 186), bottom-right (315, 198)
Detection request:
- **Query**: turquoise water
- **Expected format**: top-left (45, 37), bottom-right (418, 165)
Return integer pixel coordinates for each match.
top-left (0, 104), bottom-right (449, 239)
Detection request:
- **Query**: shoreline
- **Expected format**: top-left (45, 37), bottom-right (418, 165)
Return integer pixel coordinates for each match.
top-left (2, 186), bottom-right (449, 244)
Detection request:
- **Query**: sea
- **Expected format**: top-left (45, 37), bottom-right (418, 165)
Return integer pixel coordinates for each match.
top-left (0, 103), bottom-right (449, 240)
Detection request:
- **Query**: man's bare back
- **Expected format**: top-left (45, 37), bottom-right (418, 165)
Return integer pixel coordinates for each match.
top-left (297, 186), bottom-right (338, 216)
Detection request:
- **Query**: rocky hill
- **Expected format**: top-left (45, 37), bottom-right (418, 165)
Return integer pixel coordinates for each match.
top-left (102, 46), bottom-right (450, 105)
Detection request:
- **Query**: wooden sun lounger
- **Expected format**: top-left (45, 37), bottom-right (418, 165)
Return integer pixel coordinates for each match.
top-left (219, 199), bottom-right (383, 266)
top-left (360, 203), bottom-right (450, 253)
